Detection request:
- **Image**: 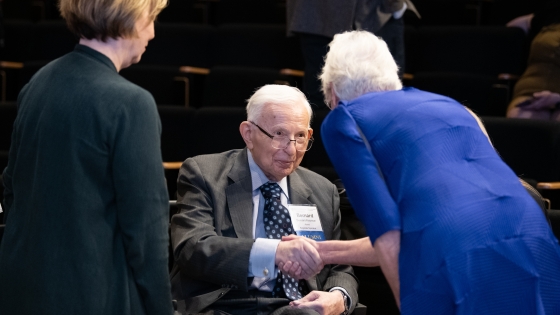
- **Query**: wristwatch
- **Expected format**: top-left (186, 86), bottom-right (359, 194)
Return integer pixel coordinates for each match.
top-left (333, 289), bottom-right (349, 315)
top-left (340, 291), bottom-right (349, 315)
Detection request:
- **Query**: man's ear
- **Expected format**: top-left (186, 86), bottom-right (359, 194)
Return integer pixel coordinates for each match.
top-left (308, 128), bottom-right (314, 139)
top-left (240, 121), bottom-right (254, 149)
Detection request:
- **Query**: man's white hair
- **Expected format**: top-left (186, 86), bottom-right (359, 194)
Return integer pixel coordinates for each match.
top-left (320, 30), bottom-right (403, 107)
top-left (246, 84), bottom-right (313, 127)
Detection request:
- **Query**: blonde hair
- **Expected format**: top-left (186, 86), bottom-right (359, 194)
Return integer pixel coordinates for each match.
top-left (320, 30), bottom-right (402, 107)
top-left (59, 0), bottom-right (167, 41)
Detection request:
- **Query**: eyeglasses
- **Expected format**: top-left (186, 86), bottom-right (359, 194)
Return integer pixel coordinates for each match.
top-left (249, 121), bottom-right (314, 152)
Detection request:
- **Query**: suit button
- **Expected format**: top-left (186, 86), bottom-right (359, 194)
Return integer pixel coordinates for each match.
top-left (263, 268), bottom-right (269, 276)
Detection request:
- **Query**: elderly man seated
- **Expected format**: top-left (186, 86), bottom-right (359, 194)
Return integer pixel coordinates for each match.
top-left (170, 85), bottom-right (358, 315)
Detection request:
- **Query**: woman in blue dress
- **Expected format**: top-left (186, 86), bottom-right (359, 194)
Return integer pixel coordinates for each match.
top-left (291, 30), bottom-right (560, 314)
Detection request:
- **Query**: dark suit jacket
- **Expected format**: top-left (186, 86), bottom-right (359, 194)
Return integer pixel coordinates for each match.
top-left (287, 0), bottom-right (419, 37)
top-left (170, 149), bottom-right (358, 314)
top-left (0, 45), bottom-right (172, 315)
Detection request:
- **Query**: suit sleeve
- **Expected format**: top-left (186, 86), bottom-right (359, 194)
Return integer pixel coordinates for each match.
top-left (111, 91), bottom-right (173, 315)
top-left (321, 182), bottom-right (360, 312)
top-left (321, 106), bottom-right (401, 243)
top-left (380, 0), bottom-right (405, 13)
top-left (171, 158), bottom-right (255, 291)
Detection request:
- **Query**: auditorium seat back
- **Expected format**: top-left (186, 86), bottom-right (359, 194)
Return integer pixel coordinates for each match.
top-left (202, 66), bottom-right (290, 108)
top-left (482, 117), bottom-right (560, 182)
top-left (191, 107), bottom-right (247, 156)
top-left (140, 23), bottom-right (214, 68)
top-left (408, 72), bottom-right (510, 116)
top-left (405, 26), bottom-right (528, 76)
top-left (212, 24), bottom-right (303, 70)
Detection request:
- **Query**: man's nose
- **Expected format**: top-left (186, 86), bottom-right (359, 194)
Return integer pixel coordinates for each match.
top-left (283, 140), bottom-right (297, 154)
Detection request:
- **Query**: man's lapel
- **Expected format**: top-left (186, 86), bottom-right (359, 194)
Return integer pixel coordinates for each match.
top-left (287, 169), bottom-right (313, 205)
top-left (225, 149), bottom-right (254, 239)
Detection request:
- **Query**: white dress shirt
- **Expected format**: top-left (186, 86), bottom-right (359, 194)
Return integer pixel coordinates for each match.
top-left (247, 150), bottom-right (290, 291)
top-left (245, 151), bottom-right (352, 310)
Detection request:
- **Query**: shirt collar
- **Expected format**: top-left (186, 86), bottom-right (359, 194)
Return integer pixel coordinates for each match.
top-left (247, 150), bottom-right (289, 198)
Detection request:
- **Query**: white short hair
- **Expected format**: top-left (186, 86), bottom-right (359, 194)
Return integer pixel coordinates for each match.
top-left (246, 85), bottom-right (313, 127)
top-left (320, 30), bottom-right (403, 107)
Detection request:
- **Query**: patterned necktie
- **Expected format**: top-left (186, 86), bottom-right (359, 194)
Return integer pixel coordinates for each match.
top-left (260, 182), bottom-right (305, 300)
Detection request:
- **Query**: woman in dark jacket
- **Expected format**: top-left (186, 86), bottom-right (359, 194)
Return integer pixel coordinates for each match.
top-left (0, 0), bottom-right (173, 314)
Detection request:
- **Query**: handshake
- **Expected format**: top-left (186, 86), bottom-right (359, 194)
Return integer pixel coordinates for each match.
top-left (274, 235), bottom-right (330, 280)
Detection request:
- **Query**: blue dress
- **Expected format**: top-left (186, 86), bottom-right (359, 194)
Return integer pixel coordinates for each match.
top-left (321, 87), bottom-right (560, 314)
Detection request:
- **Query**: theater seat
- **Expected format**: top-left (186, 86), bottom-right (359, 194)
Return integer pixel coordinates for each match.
top-left (202, 66), bottom-right (296, 108)
top-left (406, 72), bottom-right (510, 116)
top-left (405, 26), bottom-right (527, 76)
top-left (212, 24), bottom-right (303, 70)
top-left (548, 210), bottom-right (560, 241)
top-left (191, 107), bottom-right (247, 155)
top-left (482, 117), bottom-right (560, 207)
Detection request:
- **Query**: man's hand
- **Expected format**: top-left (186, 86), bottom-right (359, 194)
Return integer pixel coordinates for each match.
top-left (278, 235), bottom-right (320, 279)
top-left (290, 290), bottom-right (345, 315)
top-left (276, 235), bottom-right (323, 280)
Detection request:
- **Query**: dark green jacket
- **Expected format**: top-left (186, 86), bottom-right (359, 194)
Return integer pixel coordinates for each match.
top-left (0, 45), bottom-right (173, 315)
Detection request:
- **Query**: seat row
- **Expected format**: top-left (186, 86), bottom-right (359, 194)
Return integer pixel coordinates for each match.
top-left (3, 0), bottom-right (539, 27)
top-left (1, 21), bottom-right (529, 115)
top-left (2, 21), bottom-right (527, 74)
top-left (2, 103), bottom-right (558, 199)
top-left (156, 106), bottom-right (560, 203)
top-left (1, 21), bottom-right (303, 69)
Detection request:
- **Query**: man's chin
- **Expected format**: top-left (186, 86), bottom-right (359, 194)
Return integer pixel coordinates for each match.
top-left (273, 165), bottom-right (295, 178)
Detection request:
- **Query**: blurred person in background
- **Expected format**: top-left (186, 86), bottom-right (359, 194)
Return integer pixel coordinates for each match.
top-left (286, 0), bottom-right (420, 109)
top-left (506, 1), bottom-right (560, 120)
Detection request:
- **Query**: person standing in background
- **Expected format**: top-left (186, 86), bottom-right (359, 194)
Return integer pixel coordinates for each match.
top-left (0, 0), bottom-right (173, 314)
top-left (286, 0), bottom-right (420, 109)
top-left (505, 1), bottom-right (560, 120)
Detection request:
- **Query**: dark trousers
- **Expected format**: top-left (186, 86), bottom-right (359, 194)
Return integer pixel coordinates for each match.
top-left (198, 290), bottom-right (319, 315)
top-left (297, 17), bottom-right (405, 110)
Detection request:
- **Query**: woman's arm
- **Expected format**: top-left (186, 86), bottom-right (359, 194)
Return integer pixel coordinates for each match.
top-left (374, 230), bottom-right (401, 309)
top-left (317, 237), bottom-right (379, 267)
top-left (278, 235), bottom-right (378, 277)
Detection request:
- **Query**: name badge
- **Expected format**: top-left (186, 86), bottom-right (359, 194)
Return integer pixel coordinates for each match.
top-left (288, 204), bottom-right (325, 241)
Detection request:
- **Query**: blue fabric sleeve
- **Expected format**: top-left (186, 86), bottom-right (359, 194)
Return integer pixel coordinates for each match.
top-left (321, 106), bottom-right (401, 242)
